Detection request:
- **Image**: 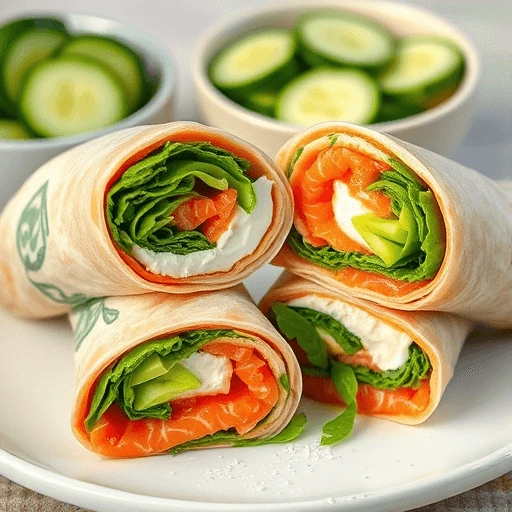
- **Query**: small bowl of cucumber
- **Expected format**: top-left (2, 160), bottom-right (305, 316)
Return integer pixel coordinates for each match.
top-left (0, 13), bottom-right (175, 208)
top-left (192, 1), bottom-right (480, 158)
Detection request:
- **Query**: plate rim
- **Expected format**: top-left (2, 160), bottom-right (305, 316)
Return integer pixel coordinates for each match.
top-left (1, 439), bottom-right (510, 512)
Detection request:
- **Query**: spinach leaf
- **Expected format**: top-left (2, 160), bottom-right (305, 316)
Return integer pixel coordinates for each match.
top-left (271, 302), bottom-right (328, 370)
top-left (289, 306), bottom-right (363, 355)
top-left (321, 361), bottom-right (358, 445)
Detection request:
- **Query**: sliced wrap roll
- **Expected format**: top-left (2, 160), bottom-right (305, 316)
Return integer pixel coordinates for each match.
top-left (273, 122), bottom-right (512, 328)
top-left (260, 272), bottom-right (472, 428)
top-left (0, 121), bottom-right (293, 318)
top-left (71, 286), bottom-right (302, 458)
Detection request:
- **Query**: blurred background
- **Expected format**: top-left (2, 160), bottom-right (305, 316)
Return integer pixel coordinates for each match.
top-left (2, 0), bottom-right (510, 179)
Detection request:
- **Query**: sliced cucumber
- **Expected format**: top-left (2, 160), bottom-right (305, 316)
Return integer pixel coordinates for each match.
top-left (60, 35), bottom-right (146, 113)
top-left (19, 55), bottom-right (128, 138)
top-left (2, 28), bottom-right (69, 105)
top-left (0, 119), bottom-right (31, 139)
top-left (0, 17), bottom-right (67, 115)
top-left (375, 97), bottom-right (423, 122)
top-left (379, 36), bottom-right (464, 106)
top-left (209, 29), bottom-right (298, 93)
top-left (241, 90), bottom-right (279, 117)
top-left (296, 10), bottom-right (396, 70)
top-left (277, 68), bottom-right (380, 126)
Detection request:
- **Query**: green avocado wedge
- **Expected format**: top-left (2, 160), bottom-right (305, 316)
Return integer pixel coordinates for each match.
top-left (288, 157), bottom-right (444, 282)
top-left (132, 363), bottom-right (201, 411)
top-left (85, 329), bottom-right (245, 432)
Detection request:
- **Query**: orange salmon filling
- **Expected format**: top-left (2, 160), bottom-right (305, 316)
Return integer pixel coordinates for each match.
top-left (172, 188), bottom-right (238, 243)
top-left (288, 337), bottom-right (430, 417)
top-left (291, 146), bottom-right (392, 252)
top-left (85, 342), bottom-right (279, 458)
top-left (289, 146), bottom-right (433, 297)
top-left (302, 374), bottom-right (430, 416)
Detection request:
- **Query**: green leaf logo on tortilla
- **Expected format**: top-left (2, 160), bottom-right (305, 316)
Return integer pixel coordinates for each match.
top-left (16, 181), bottom-right (49, 272)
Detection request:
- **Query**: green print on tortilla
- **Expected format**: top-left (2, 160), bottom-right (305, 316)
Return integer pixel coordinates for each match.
top-left (16, 181), bottom-right (49, 272)
top-left (73, 298), bottom-right (120, 350)
top-left (16, 180), bottom-right (120, 349)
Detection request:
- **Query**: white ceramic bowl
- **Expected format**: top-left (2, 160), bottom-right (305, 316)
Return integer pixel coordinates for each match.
top-left (0, 13), bottom-right (176, 209)
top-left (192, 0), bottom-right (480, 159)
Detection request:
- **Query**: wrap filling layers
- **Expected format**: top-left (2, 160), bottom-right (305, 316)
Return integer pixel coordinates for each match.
top-left (77, 329), bottom-right (302, 458)
top-left (106, 139), bottom-right (274, 279)
top-left (281, 131), bottom-right (445, 296)
top-left (258, 272), bottom-right (459, 444)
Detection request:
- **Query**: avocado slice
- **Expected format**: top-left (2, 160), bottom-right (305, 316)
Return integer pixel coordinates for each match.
top-left (133, 362), bottom-right (201, 411)
top-left (352, 205), bottom-right (421, 266)
top-left (352, 213), bottom-right (408, 244)
top-left (355, 225), bottom-right (405, 266)
top-left (130, 353), bottom-right (172, 386)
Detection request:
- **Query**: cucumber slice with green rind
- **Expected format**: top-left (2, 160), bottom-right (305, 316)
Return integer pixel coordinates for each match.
top-left (379, 35), bottom-right (464, 106)
top-left (209, 29), bottom-right (298, 93)
top-left (296, 10), bottom-right (396, 70)
top-left (276, 68), bottom-right (380, 126)
top-left (240, 90), bottom-right (279, 117)
top-left (19, 55), bottom-right (128, 138)
top-left (0, 17), bottom-right (67, 115)
top-left (0, 118), bottom-right (32, 139)
top-left (375, 97), bottom-right (424, 123)
top-left (59, 35), bottom-right (147, 113)
top-left (2, 28), bottom-right (69, 104)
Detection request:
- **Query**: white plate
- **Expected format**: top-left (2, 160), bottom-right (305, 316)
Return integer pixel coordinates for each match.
top-left (0, 265), bottom-right (511, 512)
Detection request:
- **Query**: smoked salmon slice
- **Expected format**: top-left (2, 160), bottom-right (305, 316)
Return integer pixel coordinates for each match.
top-left (200, 188), bottom-right (238, 243)
top-left (87, 342), bottom-right (279, 458)
top-left (172, 196), bottom-right (217, 231)
top-left (172, 188), bottom-right (238, 243)
top-left (291, 146), bottom-right (392, 253)
top-left (302, 373), bottom-right (430, 416)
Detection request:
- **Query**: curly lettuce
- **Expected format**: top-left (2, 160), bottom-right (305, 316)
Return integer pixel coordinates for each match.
top-left (106, 141), bottom-right (256, 256)
top-left (289, 158), bottom-right (444, 282)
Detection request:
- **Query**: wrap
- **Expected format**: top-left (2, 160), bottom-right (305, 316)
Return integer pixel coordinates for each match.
top-left (273, 122), bottom-right (512, 328)
top-left (0, 121), bottom-right (293, 319)
top-left (71, 286), bottom-right (302, 458)
top-left (260, 272), bottom-right (472, 427)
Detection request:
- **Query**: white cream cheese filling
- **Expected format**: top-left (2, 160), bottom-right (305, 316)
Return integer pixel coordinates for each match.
top-left (286, 295), bottom-right (413, 371)
top-left (176, 351), bottom-right (233, 400)
top-left (132, 176), bottom-right (273, 278)
top-left (332, 180), bottom-right (372, 250)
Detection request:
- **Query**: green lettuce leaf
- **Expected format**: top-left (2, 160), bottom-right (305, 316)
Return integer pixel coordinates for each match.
top-left (352, 344), bottom-right (431, 390)
top-left (168, 413), bottom-right (307, 455)
top-left (288, 157), bottom-right (444, 282)
top-left (273, 302), bottom-right (431, 391)
top-left (321, 401), bottom-right (357, 446)
top-left (106, 141), bottom-right (256, 255)
top-left (321, 362), bottom-right (358, 445)
top-left (271, 302), bottom-right (328, 370)
top-left (85, 329), bottom-right (246, 432)
top-left (288, 306), bottom-right (363, 355)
